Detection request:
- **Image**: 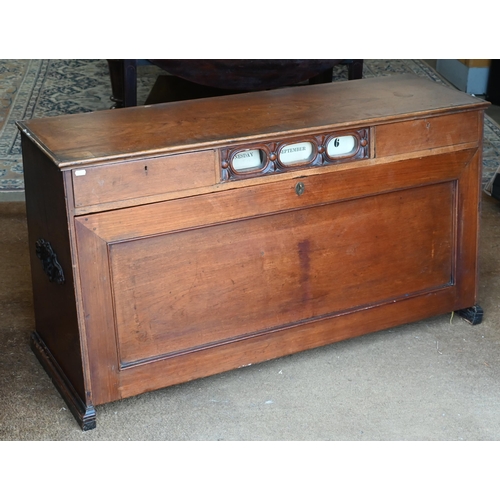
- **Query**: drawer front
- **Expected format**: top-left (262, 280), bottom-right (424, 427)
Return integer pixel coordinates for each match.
top-left (72, 150), bottom-right (216, 208)
top-left (375, 111), bottom-right (479, 157)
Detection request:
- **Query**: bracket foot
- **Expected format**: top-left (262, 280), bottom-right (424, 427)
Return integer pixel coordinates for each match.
top-left (456, 305), bottom-right (483, 325)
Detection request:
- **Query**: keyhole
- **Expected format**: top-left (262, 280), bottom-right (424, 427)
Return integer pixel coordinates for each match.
top-left (295, 182), bottom-right (305, 196)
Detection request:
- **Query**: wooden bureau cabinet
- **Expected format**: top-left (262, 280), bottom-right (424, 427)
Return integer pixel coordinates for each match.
top-left (18, 74), bottom-right (488, 430)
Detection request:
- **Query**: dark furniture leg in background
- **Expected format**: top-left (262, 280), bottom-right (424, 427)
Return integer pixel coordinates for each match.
top-left (486, 60), bottom-right (500, 202)
top-left (347, 59), bottom-right (364, 80)
top-left (486, 59), bottom-right (500, 105)
top-left (107, 59), bottom-right (138, 108)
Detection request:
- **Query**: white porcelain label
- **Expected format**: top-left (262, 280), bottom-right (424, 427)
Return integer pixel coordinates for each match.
top-left (327, 135), bottom-right (357, 157)
top-left (232, 149), bottom-right (265, 172)
top-left (279, 142), bottom-right (314, 165)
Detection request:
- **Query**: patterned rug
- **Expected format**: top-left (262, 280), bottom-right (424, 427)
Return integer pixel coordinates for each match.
top-left (1, 59), bottom-right (500, 192)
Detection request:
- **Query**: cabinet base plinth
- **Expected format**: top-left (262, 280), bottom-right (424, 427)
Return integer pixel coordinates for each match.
top-left (30, 332), bottom-right (96, 431)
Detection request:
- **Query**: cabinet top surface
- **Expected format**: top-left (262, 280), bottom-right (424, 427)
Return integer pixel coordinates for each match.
top-left (18, 74), bottom-right (488, 167)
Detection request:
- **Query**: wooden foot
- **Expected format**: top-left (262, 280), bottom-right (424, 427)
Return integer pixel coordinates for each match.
top-left (30, 332), bottom-right (96, 431)
top-left (456, 305), bottom-right (483, 325)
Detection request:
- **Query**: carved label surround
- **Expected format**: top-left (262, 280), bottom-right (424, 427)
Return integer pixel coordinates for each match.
top-left (220, 128), bottom-right (370, 181)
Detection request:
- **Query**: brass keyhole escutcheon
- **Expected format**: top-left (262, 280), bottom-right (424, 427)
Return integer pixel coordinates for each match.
top-left (295, 181), bottom-right (305, 196)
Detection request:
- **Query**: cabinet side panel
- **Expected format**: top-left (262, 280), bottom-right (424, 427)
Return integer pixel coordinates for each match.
top-left (21, 135), bottom-right (87, 401)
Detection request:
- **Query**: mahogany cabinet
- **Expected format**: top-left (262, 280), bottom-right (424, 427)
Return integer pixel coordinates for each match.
top-left (18, 74), bottom-right (488, 430)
